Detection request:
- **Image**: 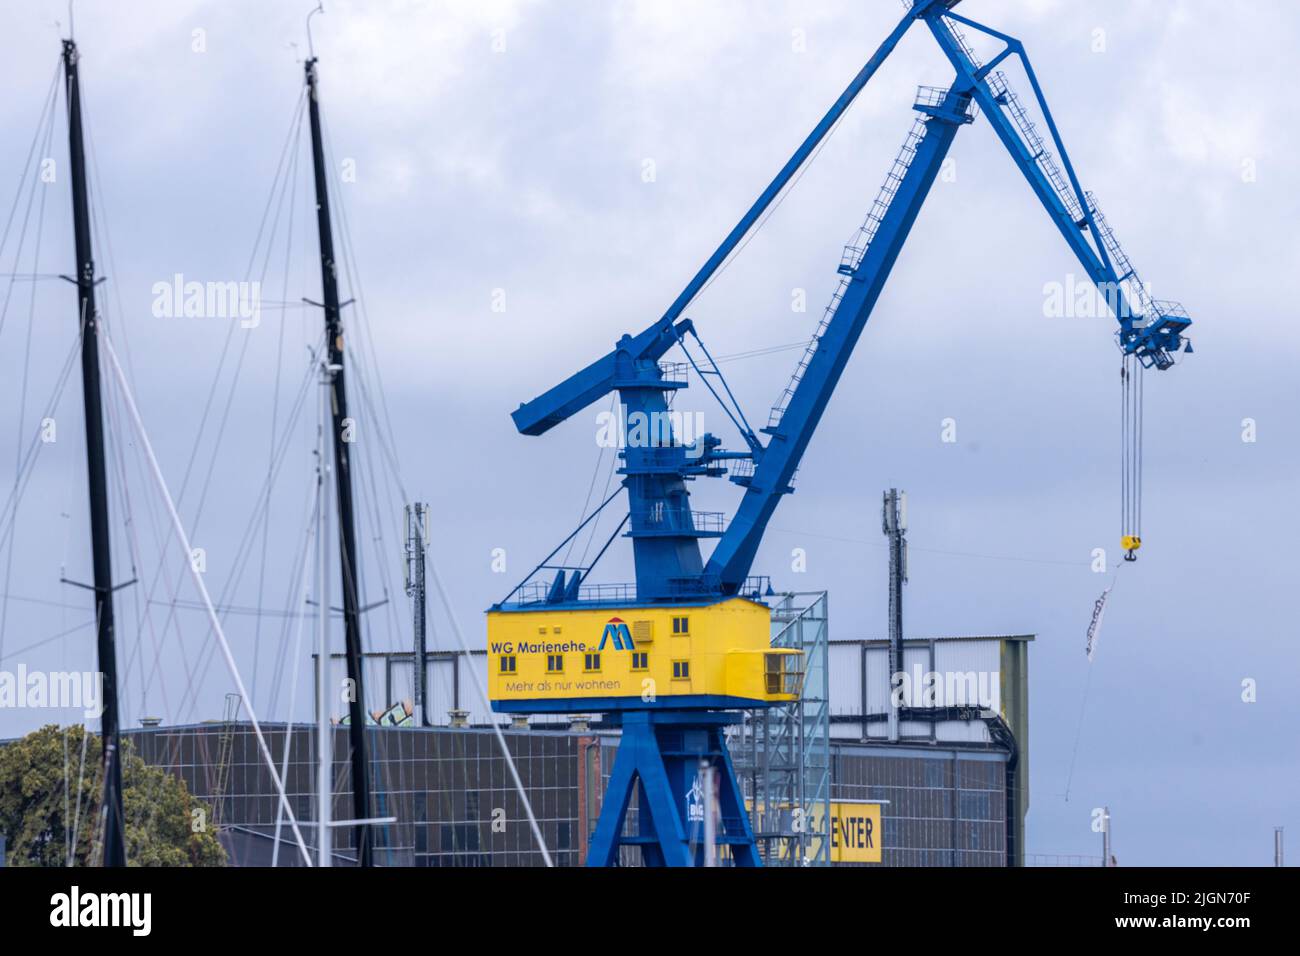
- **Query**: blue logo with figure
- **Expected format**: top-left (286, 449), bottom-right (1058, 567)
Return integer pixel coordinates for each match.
top-left (597, 617), bottom-right (636, 651)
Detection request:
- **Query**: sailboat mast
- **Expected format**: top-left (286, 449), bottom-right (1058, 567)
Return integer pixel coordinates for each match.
top-left (304, 54), bottom-right (373, 867)
top-left (62, 37), bottom-right (126, 869)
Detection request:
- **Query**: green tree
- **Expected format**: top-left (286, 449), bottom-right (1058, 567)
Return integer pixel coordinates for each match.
top-left (0, 724), bottom-right (225, 867)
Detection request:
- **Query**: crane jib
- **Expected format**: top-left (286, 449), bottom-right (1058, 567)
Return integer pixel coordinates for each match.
top-left (499, 5), bottom-right (1193, 612)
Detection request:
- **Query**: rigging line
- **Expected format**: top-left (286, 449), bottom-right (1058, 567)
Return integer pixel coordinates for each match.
top-left (336, 341), bottom-right (405, 652)
top-left (564, 393), bottom-right (615, 567)
top-left (156, 325), bottom-right (321, 655)
top-left (84, 80), bottom-right (149, 412)
top-left (0, 58), bottom-right (60, 309)
top-left (0, 69), bottom-right (59, 345)
top-left (0, 618), bottom-right (94, 664)
top-left (67, 722), bottom-right (91, 866)
top-left (181, 94), bottom-right (306, 544)
top-left (353, 425), bottom-right (405, 653)
top-left (182, 335), bottom-right (319, 605)
top-left (0, 81), bottom-right (58, 654)
top-left (161, 89), bottom-right (307, 520)
top-left (425, 554), bottom-right (553, 866)
top-left (120, 387), bottom-right (198, 718)
top-left (103, 353), bottom-right (182, 723)
top-left (63, 728), bottom-right (71, 863)
top-left (112, 366), bottom-right (200, 722)
top-left (80, 79), bottom-right (133, 377)
top-left (100, 331), bottom-right (315, 865)
top-left (323, 117), bottom-right (405, 490)
top-left (101, 348), bottom-right (143, 717)
top-left (271, 486), bottom-right (318, 866)
top-left (254, 102), bottom-right (306, 704)
top-left (141, 342), bottom-right (322, 717)
top-left (265, 482), bottom-right (322, 721)
top-left (146, 333), bottom-right (318, 704)
top-left (329, 141), bottom-right (412, 619)
top-left (766, 525), bottom-right (1093, 568)
top-left (670, 324), bottom-right (754, 446)
top-left (325, 125), bottom-right (538, 853)
top-left (0, 590), bottom-right (88, 611)
top-left (260, 447), bottom-right (319, 725)
top-left (341, 338), bottom-right (413, 654)
top-left (342, 344), bottom-right (408, 540)
top-left (693, 103), bottom-right (855, 309)
top-left (580, 412), bottom-right (622, 571)
top-left (0, 337), bottom-right (81, 569)
top-left (81, 118), bottom-right (159, 713)
top-left (130, 91), bottom-right (310, 680)
top-left (147, 597), bottom-right (316, 619)
top-left (175, 339), bottom-right (327, 721)
top-left (713, 341), bottom-right (807, 362)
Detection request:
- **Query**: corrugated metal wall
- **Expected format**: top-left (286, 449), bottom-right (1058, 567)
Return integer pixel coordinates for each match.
top-left (826, 637), bottom-right (1020, 744)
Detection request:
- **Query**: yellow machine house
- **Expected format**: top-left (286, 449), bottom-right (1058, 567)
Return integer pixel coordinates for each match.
top-left (487, 597), bottom-right (801, 713)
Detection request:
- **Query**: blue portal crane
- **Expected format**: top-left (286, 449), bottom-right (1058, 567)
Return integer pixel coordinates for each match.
top-left (490, 0), bottom-right (1193, 866)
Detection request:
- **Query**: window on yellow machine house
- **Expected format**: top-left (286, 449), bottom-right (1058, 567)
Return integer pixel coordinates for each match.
top-left (672, 616), bottom-right (690, 635)
top-left (672, 660), bottom-right (690, 680)
top-left (499, 655), bottom-right (516, 674)
top-left (584, 653), bottom-right (601, 672)
top-left (631, 652), bottom-right (648, 671)
top-left (546, 654), bottom-right (564, 674)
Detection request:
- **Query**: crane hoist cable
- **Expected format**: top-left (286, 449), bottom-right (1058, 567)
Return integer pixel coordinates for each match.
top-left (1120, 354), bottom-right (1143, 561)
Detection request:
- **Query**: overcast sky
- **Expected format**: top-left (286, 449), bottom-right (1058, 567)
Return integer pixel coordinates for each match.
top-left (1, 0), bottom-right (1296, 865)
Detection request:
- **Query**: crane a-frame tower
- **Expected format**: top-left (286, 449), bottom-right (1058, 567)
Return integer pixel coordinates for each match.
top-left (487, 0), bottom-right (1194, 866)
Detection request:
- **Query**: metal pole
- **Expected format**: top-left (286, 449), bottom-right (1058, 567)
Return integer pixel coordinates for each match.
top-left (882, 490), bottom-right (907, 743)
top-left (316, 373), bottom-right (332, 867)
top-left (62, 38), bottom-right (125, 868)
top-left (701, 761), bottom-right (717, 868)
top-left (405, 503), bottom-right (429, 727)
top-left (1275, 827), bottom-right (1284, 867)
top-left (305, 55), bottom-right (372, 865)
top-left (1102, 806), bottom-right (1112, 866)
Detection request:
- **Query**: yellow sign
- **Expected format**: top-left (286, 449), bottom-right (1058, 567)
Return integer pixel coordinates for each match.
top-left (826, 801), bottom-right (882, 863)
top-left (745, 800), bottom-right (883, 864)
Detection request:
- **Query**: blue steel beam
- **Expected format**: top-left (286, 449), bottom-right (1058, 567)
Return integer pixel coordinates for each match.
top-left (924, 11), bottom-right (1190, 364)
top-left (512, 2), bottom-right (934, 440)
top-left (652, 3), bottom-right (932, 328)
top-left (511, 318), bottom-right (690, 436)
top-left (705, 84), bottom-right (974, 595)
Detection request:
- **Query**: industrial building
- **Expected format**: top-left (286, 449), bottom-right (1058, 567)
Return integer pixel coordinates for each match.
top-left (127, 621), bottom-right (1029, 867)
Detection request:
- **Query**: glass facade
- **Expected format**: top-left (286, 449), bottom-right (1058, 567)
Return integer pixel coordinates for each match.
top-left (830, 749), bottom-right (1007, 866)
top-left (124, 723), bottom-right (1009, 867)
top-left (126, 723), bottom-right (580, 867)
